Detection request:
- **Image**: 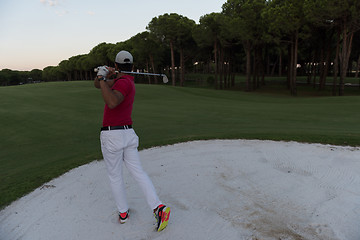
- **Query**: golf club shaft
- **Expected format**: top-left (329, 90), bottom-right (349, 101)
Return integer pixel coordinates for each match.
top-left (117, 71), bottom-right (164, 77)
top-left (116, 70), bottom-right (169, 83)
top-left (94, 66), bottom-right (168, 83)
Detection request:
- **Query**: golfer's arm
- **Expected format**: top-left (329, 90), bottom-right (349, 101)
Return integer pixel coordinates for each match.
top-left (99, 80), bottom-right (124, 109)
top-left (94, 77), bottom-right (109, 88)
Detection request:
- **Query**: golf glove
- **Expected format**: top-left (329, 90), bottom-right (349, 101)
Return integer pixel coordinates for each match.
top-left (96, 66), bottom-right (109, 77)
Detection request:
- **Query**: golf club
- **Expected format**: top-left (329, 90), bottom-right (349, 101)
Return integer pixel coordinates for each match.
top-left (119, 71), bottom-right (169, 84)
top-left (94, 67), bottom-right (169, 83)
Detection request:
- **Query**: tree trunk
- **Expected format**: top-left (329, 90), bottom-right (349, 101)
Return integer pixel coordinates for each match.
top-left (259, 46), bottom-right (265, 86)
top-left (287, 44), bottom-right (291, 90)
top-left (339, 19), bottom-right (354, 96)
top-left (271, 58), bottom-right (277, 76)
top-left (332, 31), bottom-right (340, 96)
top-left (180, 48), bottom-right (185, 86)
top-left (318, 47), bottom-right (325, 90)
top-left (244, 41), bottom-right (252, 91)
top-left (289, 32), bottom-right (298, 96)
top-left (149, 54), bottom-right (157, 84)
top-left (307, 53), bottom-right (315, 85)
top-left (230, 57), bottom-right (235, 88)
top-left (312, 61), bottom-right (317, 89)
top-left (227, 61), bottom-right (231, 88)
top-left (319, 43), bottom-right (332, 91)
top-left (170, 40), bottom-right (176, 86)
top-left (214, 40), bottom-right (218, 89)
top-left (219, 48), bottom-right (224, 89)
top-left (293, 32), bottom-right (298, 96)
top-left (146, 62), bottom-right (151, 84)
top-left (253, 47), bottom-right (261, 89)
top-left (252, 48), bottom-right (256, 90)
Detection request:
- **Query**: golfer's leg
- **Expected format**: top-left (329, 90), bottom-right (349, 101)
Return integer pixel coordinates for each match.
top-left (100, 132), bottom-right (128, 213)
top-left (124, 131), bottom-right (161, 210)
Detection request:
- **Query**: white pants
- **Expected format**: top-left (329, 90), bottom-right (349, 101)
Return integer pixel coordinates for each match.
top-left (100, 129), bottom-right (161, 213)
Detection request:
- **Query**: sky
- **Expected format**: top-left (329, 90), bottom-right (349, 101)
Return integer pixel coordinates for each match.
top-left (0, 0), bottom-right (224, 71)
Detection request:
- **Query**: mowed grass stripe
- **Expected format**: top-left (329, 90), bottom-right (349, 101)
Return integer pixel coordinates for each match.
top-left (0, 81), bottom-right (359, 208)
top-left (134, 84), bottom-right (359, 147)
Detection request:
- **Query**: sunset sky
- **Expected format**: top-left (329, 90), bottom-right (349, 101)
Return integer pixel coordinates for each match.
top-left (0, 0), bottom-right (223, 71)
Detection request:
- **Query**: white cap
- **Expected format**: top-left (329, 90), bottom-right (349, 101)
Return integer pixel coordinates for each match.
top-left (115, 50), bottom-right (133, 64)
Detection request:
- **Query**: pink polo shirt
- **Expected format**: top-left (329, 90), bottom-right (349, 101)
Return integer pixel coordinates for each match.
top-left (102, 75), bottom-right (135, 127)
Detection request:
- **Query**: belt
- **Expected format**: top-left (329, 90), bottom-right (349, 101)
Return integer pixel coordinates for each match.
top-left (101, 125), bottom-right (132, 131)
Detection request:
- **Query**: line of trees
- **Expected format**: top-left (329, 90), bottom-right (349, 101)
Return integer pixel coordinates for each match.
top-left (0, 69), bottom-right (42, 86)
top-left (2, 0), bottom-right (360, 96)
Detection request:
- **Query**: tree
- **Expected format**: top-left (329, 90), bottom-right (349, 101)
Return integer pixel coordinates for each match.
top-left (88, 42), bottom-right (113, 69)
top-left (42, 66), bottom-right (64, 82)
top-left (351, 31), bottom-right (360, 79)
top-left (265, 0), bottom-right (307, 96)
top-left (222, 0), bottom-right (267, 91)
top-left (129, 32), bottom-right (164, 84)
top-left (0, 69), bottom-right (32, 85)
top-left (30, 69), bottom-right (42, 82)
top-left (304, 0), bottom-right (360, 95)
top-left (78, 54), bottom-right (92, 80)
top-left (194, 13), bottom-right (223, 89)
top-left (59, 60), bottom-right (72, 81)
top-left (148, 14), bottom-right (179, 85)
top-left (148, 13), bottom-right (195, 86)
top-left (0, 69), bottom-right (17, 86)
top-left (334, 0), bottom-right (360, 95)
top-left (300, 22), bottom-right (336, 90)
top-left (69, 55), bottom-right (83, 80)
top-left (175, 16), bottom-right (196, 86)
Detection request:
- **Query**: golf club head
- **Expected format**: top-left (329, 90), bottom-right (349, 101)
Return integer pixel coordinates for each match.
top-left (162, 75), bottom-right (169, 83)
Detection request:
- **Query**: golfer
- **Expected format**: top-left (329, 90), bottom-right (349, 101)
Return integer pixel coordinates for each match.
top-left (94, 50), bottom-right (170, 231)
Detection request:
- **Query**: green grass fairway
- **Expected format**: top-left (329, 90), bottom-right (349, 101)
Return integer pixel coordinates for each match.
top-left (1, 81), bottom-right (359, 208)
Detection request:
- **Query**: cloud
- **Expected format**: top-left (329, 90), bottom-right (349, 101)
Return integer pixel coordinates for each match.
top-left (40, 0), bottom-right (59, 7)
top-left (40, 0), bottom-right (68, 17)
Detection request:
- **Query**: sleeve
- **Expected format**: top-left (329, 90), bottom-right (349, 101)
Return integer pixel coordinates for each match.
top-left (112, 78), bottom-right (130, 97)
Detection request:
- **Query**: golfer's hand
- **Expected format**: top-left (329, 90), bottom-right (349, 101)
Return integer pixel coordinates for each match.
top-left (107, 67), bottom-right (116, 78)
top-left (96, 66), bottom-right (109, 77)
